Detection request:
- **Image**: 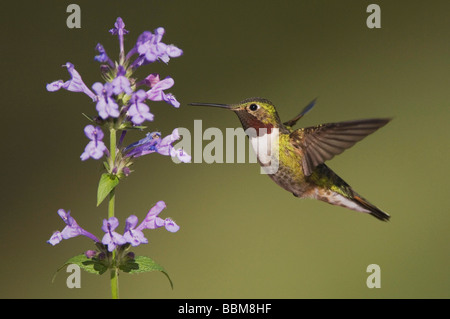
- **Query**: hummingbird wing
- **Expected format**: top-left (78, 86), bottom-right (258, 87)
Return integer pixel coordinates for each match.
top-left (283, 98), bottom-right (317, 129)
top-left (290, 118), bottom-right (391, 176)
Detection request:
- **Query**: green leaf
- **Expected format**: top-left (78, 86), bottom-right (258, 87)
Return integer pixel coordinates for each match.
top-left (67, 254), bottom-right (109, 275)
top-left (52, 254), bottom-right (108, 283)
top-left (120, 256), bottom-right (173, 289)
top-left (97, 173), bottom-right (119, 206)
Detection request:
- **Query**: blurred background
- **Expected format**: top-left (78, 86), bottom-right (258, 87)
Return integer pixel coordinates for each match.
top-left (1, 0), bottom-right (449, 298)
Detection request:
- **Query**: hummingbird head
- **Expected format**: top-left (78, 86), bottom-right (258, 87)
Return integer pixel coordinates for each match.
top-left (190, 97), bottom-right (283, 133)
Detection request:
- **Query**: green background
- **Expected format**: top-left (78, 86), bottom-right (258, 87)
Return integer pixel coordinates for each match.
top-left (1, 0), bottom-right (449, 298)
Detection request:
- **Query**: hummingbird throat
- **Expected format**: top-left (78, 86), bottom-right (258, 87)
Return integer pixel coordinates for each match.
top-left (238, 112), bottom-right (275, 136)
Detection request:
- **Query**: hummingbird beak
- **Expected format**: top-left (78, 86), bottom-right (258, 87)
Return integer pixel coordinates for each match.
top-left (189, 102), bottom-right (233, 110)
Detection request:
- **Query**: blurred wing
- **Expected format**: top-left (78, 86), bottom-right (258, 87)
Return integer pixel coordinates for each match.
top-left (283, 98), bottom-right (317, 129)
top-left (290, 118), bottom-right (391, 176)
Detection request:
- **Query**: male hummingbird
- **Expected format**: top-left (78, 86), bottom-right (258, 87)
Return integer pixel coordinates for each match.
top-left (190, 97), bottom-right (391, 221)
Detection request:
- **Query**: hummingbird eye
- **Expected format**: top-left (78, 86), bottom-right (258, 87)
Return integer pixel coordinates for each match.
top-left (249, 103), bottom-right (259, 111)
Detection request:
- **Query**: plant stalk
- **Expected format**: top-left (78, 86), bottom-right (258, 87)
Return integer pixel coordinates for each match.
top-left (109, 128), bottom-right (119, 299)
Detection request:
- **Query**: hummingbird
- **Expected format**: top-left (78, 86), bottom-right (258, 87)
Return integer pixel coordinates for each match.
top-left (190, 97), bottom-right (391, 221)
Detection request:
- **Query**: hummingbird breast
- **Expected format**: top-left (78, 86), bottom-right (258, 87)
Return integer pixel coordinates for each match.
top-left (249, 129), bottom-right (279, 167)
top-left (250, 131), bottom-right (311, 196)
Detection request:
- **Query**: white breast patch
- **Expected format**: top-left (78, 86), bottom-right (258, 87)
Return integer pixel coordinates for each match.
top-left (248, 128), bottom-right (280, 174)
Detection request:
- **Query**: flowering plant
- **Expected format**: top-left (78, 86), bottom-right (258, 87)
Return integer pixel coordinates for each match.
top-left (46, 17), bottom-right (189, 298)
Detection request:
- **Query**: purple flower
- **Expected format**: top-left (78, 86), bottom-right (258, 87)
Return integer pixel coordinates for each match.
top-left (124, 128), bottom-right (190, 162)
top-left (157, 129), bottom-right (191, 163)
top-left (111, 66), bottom-right (132, 96)
top-left (94, 43), bottom-right (114, 68)
top-left (135, 27), bottom-right (183, 64)
top-left (123, 215), bottom-right (148, 246)
top-left (136, 29), bottom-right (163, 63)
top-left (80, 125), bottom-right (108, 161)
top-left (136, 201), bottom-right (166, 230)
top-left (109, 17), bottom-right (128, 56)
top-left (136, 201), bottom-right (180, 233)
top-left (127, 90), bottom-right (154, 125)
top-left (157, 128), bottom-right (181, 156)
top-left (146, 75), bottom-right (180, 108)
top-left (47, 209), bottom-right (100, 246)
top-left (101, 217), bottom-right (126, 252)
top-left (47, 205), bottom-right (179, 250)
top-left (129, 28), bottom-right (182, 69)
top-left (123, 131), bottom-right (161, 157)
top-left (46, 63), bottom-right (96, 101)
top-left (92, 82), bottom-right (120, 119)
top-left (109, 17), bottom-right (129, 37)
top-left (163, 44), bottom-right (183, 63)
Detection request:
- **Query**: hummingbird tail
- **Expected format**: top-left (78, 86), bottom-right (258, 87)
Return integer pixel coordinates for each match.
top-left (351, 194), bottom-right (390, 222)
top-left (308, 164), bottom-right (390, 221)
top-left (315, 190), bottom-right (390, 221)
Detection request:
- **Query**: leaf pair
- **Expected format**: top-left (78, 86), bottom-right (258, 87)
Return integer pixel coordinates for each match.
top-left (53, 254), bottom-right (173, 289)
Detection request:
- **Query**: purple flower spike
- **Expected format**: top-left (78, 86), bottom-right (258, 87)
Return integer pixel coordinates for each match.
top-left (101, 217), bottom-right (126, 252)
top-left (46, 63), bottom-right (96, 101)
top-left (47, 209), bottom-right (100, 246)
top-left (80, 125), bottom-right (108, 161)
top-left (92, 82), bottom-right (120, 119)
top-left (128, 90), bottom-right (154, 125)
top-left (123, 215), bottom-right (148, 246)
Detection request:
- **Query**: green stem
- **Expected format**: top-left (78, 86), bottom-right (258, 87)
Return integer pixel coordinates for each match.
top-left (110, 263), bottom-right (119, 299)
top-left (110, 127), bottom-right (117, 170)
top-left (109, 128), bottom-right (119, 299)
top-left (108, 188), bottom-right (116, 219)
